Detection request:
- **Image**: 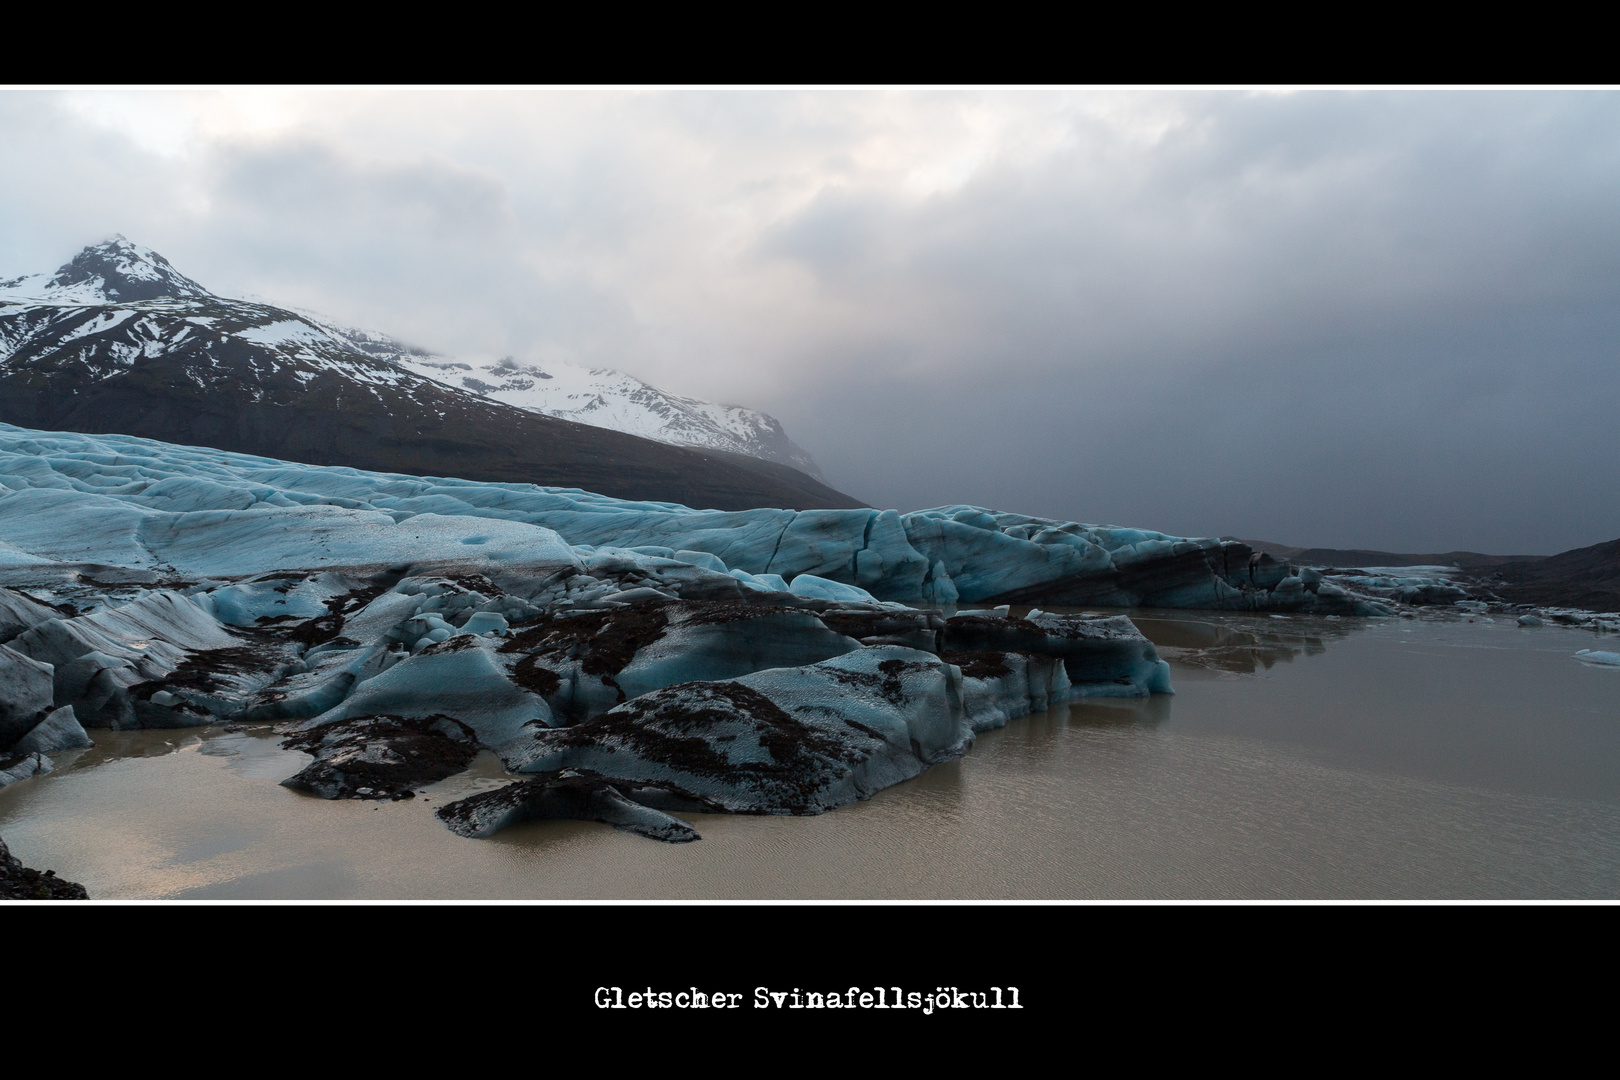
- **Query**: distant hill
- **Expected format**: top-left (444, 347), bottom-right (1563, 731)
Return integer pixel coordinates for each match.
top-left (1231, 536), bottom-right (1620, 611)
top-left (1232, 539), bottom-right (1541, 570)
top-left (0, 238), bottom-right (862, 512)
top-left (1486, 537), bottom-right (1620, 611)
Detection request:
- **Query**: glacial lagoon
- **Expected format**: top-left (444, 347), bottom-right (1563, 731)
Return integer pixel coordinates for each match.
top-left (4, 608), bottom-right (1616, 901)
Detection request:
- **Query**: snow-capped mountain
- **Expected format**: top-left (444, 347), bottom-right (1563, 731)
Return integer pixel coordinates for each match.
top-left (1, 237), bottom-right (824, 478)
top-left (392, 353), bottom-right (826, 480)
top-left (0, 237), bottom-right (447, 402)
top-left (271, 305), bottom-right (823, 478)
top-left (0, 239), bottom-right (859, 512)
top-left (0, 235), bottom-right (213, 304)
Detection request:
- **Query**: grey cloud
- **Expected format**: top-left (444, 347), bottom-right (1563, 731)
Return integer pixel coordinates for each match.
top-left (0, 94), bottom-right (192, 277)
top-left (191, 136), bottom-right (645, 364)
top-left (747, 92), bottom-right (1620, 552)
top-left (3, 88), bottom-right (1618, 554)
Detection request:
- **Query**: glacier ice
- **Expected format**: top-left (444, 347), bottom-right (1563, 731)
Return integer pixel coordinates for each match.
top-left (279, 714), bottom-right (481, 801)
top-left (0, 644), bottom-right (54, 749)
top-left (492, 647), bottom-right (973, 816)
top-left (0, 420), bottom-right (1464, 841)
top-left (10, 706), bottom-right (92, 756)
top-left (436, 771), bottom-right (702, 842)
top-left (0, 423), bottom-right (1395, 614)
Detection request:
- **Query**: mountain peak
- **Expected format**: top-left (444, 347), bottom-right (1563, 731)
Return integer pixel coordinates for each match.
top-left (48, 237), bottom-right (212, 302)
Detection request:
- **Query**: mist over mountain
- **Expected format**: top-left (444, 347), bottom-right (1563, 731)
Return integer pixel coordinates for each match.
top-left (302, 315), bottom-right (826, 480)
top-left (0, 238), bottom-right (858, 512)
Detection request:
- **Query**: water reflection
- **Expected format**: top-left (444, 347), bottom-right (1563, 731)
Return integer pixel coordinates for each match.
top-left (1062, 693), bottom-right (1174, 729)
top-left (48, 729), bottom-right (204, 775)
top-left (984, 604), bottom-right (1362, 674)
top-left (5, 614), bottom-right (1618, 898)
top-left (1129, 612), bottom-right (1356, 674)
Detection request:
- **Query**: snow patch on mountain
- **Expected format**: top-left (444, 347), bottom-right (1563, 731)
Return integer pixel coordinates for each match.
top-left (384, 349), bottom-right (826, 480)
top-left (235, 319), bottom-right (331, 348)
top-left (0, 236), bottom-right (211, 304)
top-left (57, 308), bottom-right (138, 343)
top-left (1, 243), bottom-right (460, 404)
top-left (2, 238), bottom-right (826, 480)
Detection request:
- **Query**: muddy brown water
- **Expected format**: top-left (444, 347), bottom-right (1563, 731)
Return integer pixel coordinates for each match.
top-left (3, 611), bottom-right (1617, 900)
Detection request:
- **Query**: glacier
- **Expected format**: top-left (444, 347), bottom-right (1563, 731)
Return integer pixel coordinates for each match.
top-left (0, 424), bottom-right (1394, 613)
top-left (2, 239), bottom-right (859, 514)
top-left (0, 420), bottom-right (1415, 840)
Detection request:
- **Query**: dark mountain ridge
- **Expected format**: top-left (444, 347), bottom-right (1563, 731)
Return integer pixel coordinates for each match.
top-left (1487, 537), bottom-right (1620, 611)
top-left (1236, 536), bottom-right (1620, 611)
top-left (0, 239), bottom-right (862, 512)
top-left (1235, 539), bottom-right (1542, 570)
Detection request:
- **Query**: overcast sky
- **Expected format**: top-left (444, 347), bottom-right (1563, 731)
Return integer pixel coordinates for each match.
top-left (3, 87), bottom-right (1617, 554)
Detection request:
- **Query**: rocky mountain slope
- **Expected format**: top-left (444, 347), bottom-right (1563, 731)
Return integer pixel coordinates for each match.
top-left (269, 302), bottom-right (826, 478)
top-left (1484, 537), bottom-right (1620, 611)
top-left (0, 238), bottom-right (856, 512)
top-left (379, 349), bottom-right (824, 479)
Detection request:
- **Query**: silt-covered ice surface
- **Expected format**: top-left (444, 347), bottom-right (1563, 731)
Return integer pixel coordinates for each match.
top-left (4, 419), bottom-right (1560, 864)
top-left (5, 610), bottom-right (1618, 899)
top-left (0, 422), bottom-right (1202, 844)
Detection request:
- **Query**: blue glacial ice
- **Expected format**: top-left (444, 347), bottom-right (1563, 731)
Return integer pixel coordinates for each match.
top-left (0, 424), bottom-right (1389, 613)
top-left (0, 421), bottom-right (1419, 829)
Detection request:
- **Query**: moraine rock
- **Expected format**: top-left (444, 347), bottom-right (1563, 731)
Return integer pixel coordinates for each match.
top-left (496, 646), bottom-right (972, 815)
top-left (495, 598), bottom-right (863, 725)
top-left (436, 770), bottom-right (703, 842)
top-left (1, 834), bottom-right (88, 900)
top-left (280, 713), bottom-right (480, 800)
